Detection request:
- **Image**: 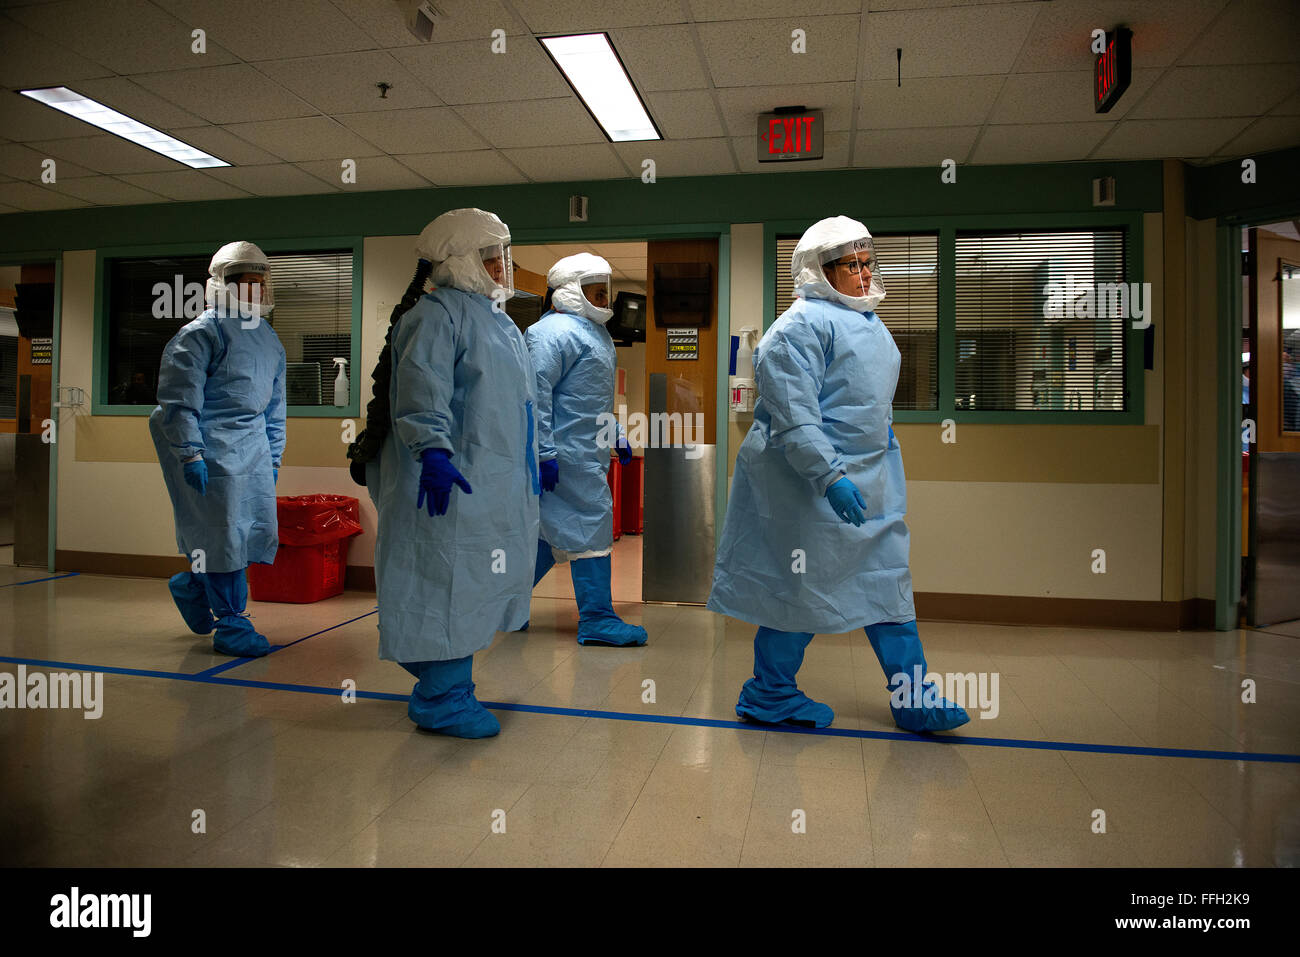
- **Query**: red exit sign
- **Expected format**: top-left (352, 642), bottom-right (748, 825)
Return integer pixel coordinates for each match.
top-left (757, 109), bottom-right (824, 162)
top-left (1095, 28), bottom-right (1132, 113)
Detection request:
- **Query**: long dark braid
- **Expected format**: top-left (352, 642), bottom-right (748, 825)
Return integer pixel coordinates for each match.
top-left (347, 259), bottom-right (433, 486)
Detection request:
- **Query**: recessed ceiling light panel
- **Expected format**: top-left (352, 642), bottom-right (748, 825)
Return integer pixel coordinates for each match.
top-left (539, 33), bottom-right (660, 143)
top-left (19, 87), bottom-right (229, 168)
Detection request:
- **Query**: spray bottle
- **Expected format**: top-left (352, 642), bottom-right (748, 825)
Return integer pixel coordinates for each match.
top-left (730, 327), bottom-right (758, 413)
top-left (332, 357), bottom-right (349, 407)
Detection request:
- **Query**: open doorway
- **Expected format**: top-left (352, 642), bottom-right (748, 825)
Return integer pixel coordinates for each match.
top-left (1242, 221), bottom-right (1300, 633)
top-left (0, 260), bottom-right (58, 572)
top-left (508, 242), bottom-right (649, 606)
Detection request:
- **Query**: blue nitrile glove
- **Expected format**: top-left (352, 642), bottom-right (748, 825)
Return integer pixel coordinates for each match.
top-left (183, 458), bottom-right (208, 495)
top-left (826, 476), bottom-right (866, 526)
top-left (273, 467), bottom-right (279, 485)
top-left (540, 458), bottom-right (559, 492)
top-left (616, 435), bottom-right (633, 466)
top-left (417, 448), bottom-right (472, 517)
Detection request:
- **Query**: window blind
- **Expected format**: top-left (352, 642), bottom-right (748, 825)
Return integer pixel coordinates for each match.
top-left (954, 229), bottom-right (1127, 412)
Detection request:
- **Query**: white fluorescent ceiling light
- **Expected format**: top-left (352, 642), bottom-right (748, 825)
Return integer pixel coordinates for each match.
top-left (19, 87), bottom-right (229, 168)
top-left (539, 33), bottom-right (659, 142)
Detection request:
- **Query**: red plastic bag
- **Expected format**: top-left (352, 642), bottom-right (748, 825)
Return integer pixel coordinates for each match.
top-left (275, 494), bottom-right (363, 547)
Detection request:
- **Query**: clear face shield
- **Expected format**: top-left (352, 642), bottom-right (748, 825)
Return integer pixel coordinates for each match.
top-left (818, 237), bottom-right (882, 301)
top-left (222, 263), bottom-right (274, 317)
top-left (579, 274), bottom-right (611, 311)
top-left (479, 242), bottom-right (514, 298)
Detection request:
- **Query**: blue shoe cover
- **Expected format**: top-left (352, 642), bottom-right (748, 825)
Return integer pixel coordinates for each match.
top-left (212, 615), bottom-right (271, 658)
top-left (865, 620), bottom-right (968, 733)
top-left (409, 691), bottom-right (500, 738)
top-left (736, 683), bottom-right (835, 728)
top-left (571, 556), bottom-right (647, 647)
top-left (516, 620), bottom-right (530, 633)
top-left (735, 627), bottom-right (834, 727)
top-left (407, 657), bottom-right (500, 738)
top-left (891, 686), bottom-right (970, 733)
top-left (577, 617), bottom-right (648, 647)
top-left (168, 573), bottom-right (215, 634)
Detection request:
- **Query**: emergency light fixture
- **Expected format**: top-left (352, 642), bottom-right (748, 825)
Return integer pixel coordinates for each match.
top-left (539, 33), bottom-right (660, 142)
top-left (19, 87), bottom-right (229, 168)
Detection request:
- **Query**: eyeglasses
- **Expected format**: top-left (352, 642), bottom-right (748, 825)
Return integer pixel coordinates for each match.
top-left (831, 257), bottom-right (872, 275)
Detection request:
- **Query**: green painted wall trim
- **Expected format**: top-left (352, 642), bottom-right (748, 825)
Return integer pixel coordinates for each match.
top-left (762, 211), bottom-right (1147, 424)
top-left (1186, 146), bottom-right (1300, 222)
top-left (0, 159), bottom-right (1163, 255)
top-left (90, 236), bottom-right (365, 418)
top-left (49, 256), bottom-right (62, 573)
top-left (938, 226), bottom-right (956, 416)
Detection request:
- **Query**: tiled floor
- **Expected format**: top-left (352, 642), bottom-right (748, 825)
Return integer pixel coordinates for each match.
top-left (2, 550), bottom-right (1298, 868)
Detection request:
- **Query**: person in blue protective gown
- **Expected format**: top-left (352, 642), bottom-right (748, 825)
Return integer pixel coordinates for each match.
top-left (525, 253), bottom-right (646, 647)
top-left (366, 208), bottom-right (540, 739)
top-left (150, 241), bottom-right (285, 659)
top-left (708, 216), bottom-right (970, 733)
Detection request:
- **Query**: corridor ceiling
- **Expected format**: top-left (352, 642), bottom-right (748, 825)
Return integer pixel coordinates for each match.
top-left (0, 0), bottom-right (1296, 212)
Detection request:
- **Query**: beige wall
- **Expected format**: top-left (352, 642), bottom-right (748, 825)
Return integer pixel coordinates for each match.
top-left (716, 217), bottom-right (1168, 602)
top-left (56, 213), bottom-right (1196, 603)
top-left (54, 236), bottom-right (421, 568)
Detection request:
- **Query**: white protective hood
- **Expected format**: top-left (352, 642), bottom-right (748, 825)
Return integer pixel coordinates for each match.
top-left (547, 252), bottom-right (614, 325)
top-left (205, 240), bottom-right (274, 317)
top-left (791, 215), bottom-right (886, 313)
top-left (415, 208), bottom-right (513, 300)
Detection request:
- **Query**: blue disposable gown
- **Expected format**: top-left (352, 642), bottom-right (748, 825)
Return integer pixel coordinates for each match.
top-left (525, 310), bottom-right (617, 553)
top-left (367, 287), bottom-right (541, 662)
top-left (708, 295), bottom-right (914, 633)
top-left (149, 308), bottom-right (286, 574)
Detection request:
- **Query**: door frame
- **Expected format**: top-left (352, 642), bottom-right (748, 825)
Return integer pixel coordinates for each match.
top-left (510, 223), bottom-right (733, 548)
top-left (1215, 207), bottom-right (1300, 629)
top-left (0, 250), bottom-right (63, 573)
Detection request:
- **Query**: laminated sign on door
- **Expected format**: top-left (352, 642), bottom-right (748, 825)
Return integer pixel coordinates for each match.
top-left (667, 327), bottom-right (698, 360)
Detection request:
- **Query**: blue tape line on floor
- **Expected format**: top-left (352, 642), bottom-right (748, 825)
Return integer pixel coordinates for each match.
top-left (2, 652), bottom-right (1298, 764)
top-left (0, 572), bottom-right (80, 587)
top-left (0, 654), bottom-right (408, 703)
top-left (194, 609), bottom-right (379, 678)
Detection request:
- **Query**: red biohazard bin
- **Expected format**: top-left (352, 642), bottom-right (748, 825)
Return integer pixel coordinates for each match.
top-left (620, 455), bottom-right (643, 534)
top-left (607, 457), bottom-right (623, 542)
top-left (248, 495), bottom-right (363, 603)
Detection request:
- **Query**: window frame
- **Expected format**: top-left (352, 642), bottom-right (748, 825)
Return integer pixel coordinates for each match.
top-left (763, 212), bottom-right (1146, 425)
top-left (92, 236), bottom-right (364, 418)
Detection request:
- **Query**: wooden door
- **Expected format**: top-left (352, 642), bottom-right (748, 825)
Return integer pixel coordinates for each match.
top-left (644, 239), bottom-right (718, 446)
